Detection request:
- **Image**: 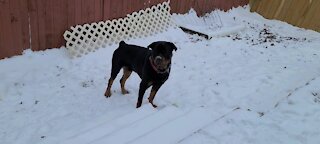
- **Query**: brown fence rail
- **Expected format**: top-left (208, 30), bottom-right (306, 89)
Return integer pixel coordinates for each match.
top-left (250, 0), bottom-right (320, 33)
top-left (0, 0), bottom-right (248, 59)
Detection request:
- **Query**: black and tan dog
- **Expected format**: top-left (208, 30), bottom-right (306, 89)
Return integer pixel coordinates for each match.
top-left (105, 41), bottom-right (177, 108)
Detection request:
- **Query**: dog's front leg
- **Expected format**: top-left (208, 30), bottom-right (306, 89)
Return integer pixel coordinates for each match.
top-left (136, 80), bottom-right (151, 108)
top-left (148, 83), bottom-right (163, 108)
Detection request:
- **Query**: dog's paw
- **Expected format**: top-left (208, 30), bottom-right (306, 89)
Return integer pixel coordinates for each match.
top-left (104, 91), bottom-right (112, 98)
top-left (121, 89), bottom-right (130, 95)
top-left (150, 102), bottom-right (158, 108)
top-left (136, 103), bottom-right (142, 108)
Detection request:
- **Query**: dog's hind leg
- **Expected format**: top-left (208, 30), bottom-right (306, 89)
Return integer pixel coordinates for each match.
top-left (105, 63), bottom-right (122, 97)
top-left (105, 78), bottom-right (114, 97)
top-left (120, 66), bottom-right (132, 94)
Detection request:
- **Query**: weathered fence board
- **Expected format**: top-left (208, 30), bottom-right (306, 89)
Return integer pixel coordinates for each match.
top-left (0, 0), bottom-right (248, 59)
top-left (0, 0), bottom-right (29, 59)
top-left (250, 0), bottom-right (320, 32)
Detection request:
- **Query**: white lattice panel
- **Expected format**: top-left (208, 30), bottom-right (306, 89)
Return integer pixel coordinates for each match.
top-left (63, 1), bottom-right (174, 58)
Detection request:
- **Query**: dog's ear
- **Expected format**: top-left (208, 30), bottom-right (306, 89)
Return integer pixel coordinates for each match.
top-left (168, 42), bottom-right (177, 51)
top-left (148, 42), bottom-right (158, 50)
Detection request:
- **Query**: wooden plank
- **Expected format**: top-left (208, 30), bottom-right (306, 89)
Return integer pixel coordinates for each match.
top-left (129, 0), bottom-right (135, 14)
top-left (194, 0), bottom-right (205, 15)
top-left (14, 0), bottom-right (29, 49)
top-left (109, 1), bottom-right (118, 19)
top-left (315, 3), bottom-right (320, 32)
top-left (240, 0), bottom-right (249, 6)
top-left (178, 0), bottom-right (185, 14)
top-left (276, 0), bottom-right (293, 20)
top-left (19, 0), bottom-right (30, 49)
top-left (0, 0), bottom-right (14, 58)
top-left (131, 0), bottom-right (138, 12)
top-left (115, 0), bottom-right (122, 18)
top-left (67, 0), bottom-right (75, 27)
top-left (86, 0), bottom-right (96, 22)
top-left (103, 0), bottom-right (111, 20)
top-left (282, 0), bottom-right (298, 24)
top-left (203, 0), bottom-right (210, 14)
top-left (302, 0), bottom-right (317, 29)
top-left (53, 0), bottom-right (60, 47)
top-left (286, 0), bottom-right (308, 26)
top-left (81, 0), bottom-right (87, 23)
top-left (0, 1), bottom-right (3, 58)
top-left (208, 0), bottom-right (218, 12)
top-left (232, 0), bottom-right (238, 9)
top-left (95, 0), bottom-right (103, 21)
top-left (122, 0), bottom-right (128, 17)
top-left (33, 0), bottom-right (43, 50)
top-left (0, 0), bottom-right (30, 59)
top-left (236, 0), bottom-right (248, 8)
top-left (142, 0), bottom-right (147, 9)
top-left (186, 0), bottom-right (195, 12)
top-left (301, 0), bottom-right (320, 30)
top-left (60, 0), bottom-right (69, 47)
top-left (222, 0), bottom-right (232, 11)
top-left (223, 0), bottom-right (232, 11)
top-left (129, 0), bottom-right (134, 14)
top-left (123, 0), bottom-right (129, 16)
top-left (149, 0), bottom-right (159, 7)
top-left (250, 0), bottom-right (261, 12)
top-left (40, 0), bottom-right (54, 50)
top-left (224, 0), bottom-right (235, 11)
top-left (170, 0), bottom-right (179, 13)
top-left (215, 0), bottom-right (223, 10)
top-left (74, 0), bottom-right (82, 24)
top-left (117, 0), bottom-right (124, 18)
top-left (256, 0), bottom-right (271, 18)
top-left (264, 0), bottom-right (282, 19)
top-left (9, 0), bottom-right (22, 51)
top-left (208, 0), bottom-right (217, 13)
top-left (28, 0), bottom-right (39, 51)
top-left (81, 0), bottom-right (91, 23)
top-left (274, 0), bottom-right (285, 19)
top-left (310, 0), bottom-right (320, 31)
top-left (145, 0), bottom-right (150, 8)
top-left (250, 0), bottom-right (318, 32)
top-left (53, 0), bottom-right (68, 47)
top-left (215, 0), bottom-right (223, 11)
top-left (184, 0), bottom-right (192, 14)
top-left (136, 0), bottom-right (144, 12)
top-left (296, 0), bottom-right (311, 26)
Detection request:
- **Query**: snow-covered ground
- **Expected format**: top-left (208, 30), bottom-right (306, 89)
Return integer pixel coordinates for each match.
top-left (1, 6), bottom-right (320, 144)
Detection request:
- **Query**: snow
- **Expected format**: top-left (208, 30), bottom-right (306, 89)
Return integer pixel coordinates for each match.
top-left (174, 9), bottom-right (246, 38)
top-left (1, 6), bottom-right (320, 144)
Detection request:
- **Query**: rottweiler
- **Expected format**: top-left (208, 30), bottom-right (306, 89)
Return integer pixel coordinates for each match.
top-left (104, 41), bottom-right (177, 108)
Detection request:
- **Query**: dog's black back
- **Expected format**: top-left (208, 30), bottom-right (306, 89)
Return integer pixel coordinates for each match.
top-left (111, 41), bottom-right (150, 78)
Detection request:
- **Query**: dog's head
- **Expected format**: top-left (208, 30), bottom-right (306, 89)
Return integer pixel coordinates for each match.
top-left (148, 41), bottom-right (177, 72)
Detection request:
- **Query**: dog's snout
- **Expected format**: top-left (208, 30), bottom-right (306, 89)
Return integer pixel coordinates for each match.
top-left (155, 56), bottom-right (162, 65)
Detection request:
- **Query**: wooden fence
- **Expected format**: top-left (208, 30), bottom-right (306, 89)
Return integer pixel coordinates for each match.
top-left (0, 0), bottom-right (248, 59)
top-left (250, 0), bottom-right (320, 32)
